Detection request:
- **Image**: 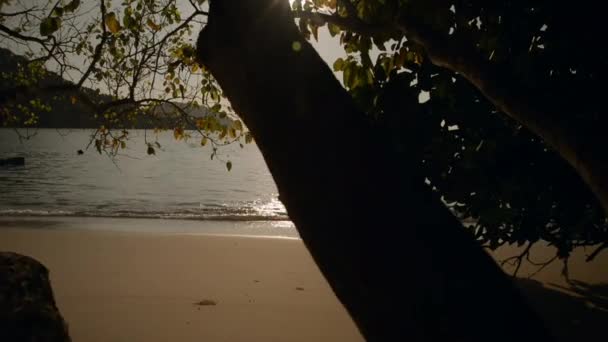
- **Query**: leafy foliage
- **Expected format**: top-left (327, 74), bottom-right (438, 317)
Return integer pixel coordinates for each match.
top-left (0, 0), bottom-right (249, 155)
top-left (293, 0), bottom-right (608, 267)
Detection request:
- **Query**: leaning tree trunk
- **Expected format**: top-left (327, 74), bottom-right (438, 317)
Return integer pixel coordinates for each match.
top-left (197, 1), bottom-right (554, 340)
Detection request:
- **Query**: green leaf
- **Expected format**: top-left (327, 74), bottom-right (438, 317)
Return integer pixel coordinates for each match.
top-left (64, 0), bottom-right (80, 13)
top-left (40, 17), bottom-right (61, 36)
top-left (244, 132), bottom-right (253, 144)
top-left (405, 51), bottom-right (423, 66)
top-left (226, 161), bottom-right (232, 171)
top-left (53, 7), bottom-right (64, 17)
top-left (333, 57), bottom-right (345, 71)
top-left (343, 63), bottom-right (356, 88)
top-left (200, 136), bottom-right (208, 146)
top-left (123, 13), bottom-right (134, 29)
top-left (105, 12), bottom-right (121, 33)
top-left (146, 18), bottom-right (161, 31)
top-left (328, 23), bottom-right (341, 37)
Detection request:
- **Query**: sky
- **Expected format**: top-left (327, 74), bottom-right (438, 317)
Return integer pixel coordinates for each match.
top-left (0, 0), bottom-right (350, 107)
top-left (310, 28), bottom-right (346, 68)
top-left (0, 0), bottom-right (346, 61)
top-left (174, 0), bottom-right (347, 72)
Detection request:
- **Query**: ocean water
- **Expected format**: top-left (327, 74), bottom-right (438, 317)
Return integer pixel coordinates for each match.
top-left (0, 128), bottom-right (296, 236)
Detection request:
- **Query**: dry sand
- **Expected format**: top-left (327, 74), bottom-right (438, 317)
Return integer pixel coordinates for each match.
top-left (0, 221), bottom-right (607, 341)
top-left (0, 227), bottom-right (362, 342)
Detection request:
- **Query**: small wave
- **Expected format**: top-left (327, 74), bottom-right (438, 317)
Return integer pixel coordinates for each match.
top-left (0, 209), bottom-right (76, 216)
top-left (0, 208), bottom-right (290, 222)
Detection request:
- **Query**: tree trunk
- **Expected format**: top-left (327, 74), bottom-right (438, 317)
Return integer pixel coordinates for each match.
top-left (197, 1), bottom-right (554, 340)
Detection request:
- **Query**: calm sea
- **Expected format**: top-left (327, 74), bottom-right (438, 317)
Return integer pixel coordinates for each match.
top-left (0, 128), bottom-right (296, 236)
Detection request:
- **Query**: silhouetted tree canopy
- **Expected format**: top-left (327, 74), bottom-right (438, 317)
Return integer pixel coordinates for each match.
top-left (293, 0), bottom-right (608, 268)
top-left (1, 0), bottom-right (606, 269)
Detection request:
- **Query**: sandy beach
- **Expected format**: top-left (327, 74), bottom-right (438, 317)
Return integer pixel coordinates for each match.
top-left (1, 218), bottom-right (607, 341)
top-left (0, 222), bottom-right (362, 342)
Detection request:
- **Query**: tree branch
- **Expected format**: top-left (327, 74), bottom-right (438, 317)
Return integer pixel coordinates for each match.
top-left (0, 23), bottom-right (50, 45)
top-left (338, 0), bottom-right (358, 19)
top-left (295, 5), bottom-right (608, 216)
top-left (395, 12), bottom-right (608, 215)
top-left (586, 242), bottom-right (608, 262)
top-left (76, 0), bottom-right (108, 88)
top-left (501, 242), bottom-right (533, 277)
top-left (0, 8), bottom-right (37, 17)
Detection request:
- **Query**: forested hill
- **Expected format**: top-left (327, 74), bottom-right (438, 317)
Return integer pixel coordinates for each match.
top-left (0, 48), bottom-right (209, 129)
top-left (0, 48), bottom-right (105, 128)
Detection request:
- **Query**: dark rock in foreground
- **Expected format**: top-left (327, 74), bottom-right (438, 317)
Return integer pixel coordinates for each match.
top-left (0, 252), bottom-right (70, 342)
top-left (0, 157), bottom-right (25, 166)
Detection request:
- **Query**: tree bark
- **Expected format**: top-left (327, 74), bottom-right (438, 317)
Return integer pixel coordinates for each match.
top-left (197, 1), bottom-right (554, 340)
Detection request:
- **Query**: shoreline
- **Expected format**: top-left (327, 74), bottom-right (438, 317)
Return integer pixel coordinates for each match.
top-left (0, 215), bottom-right (299, 238)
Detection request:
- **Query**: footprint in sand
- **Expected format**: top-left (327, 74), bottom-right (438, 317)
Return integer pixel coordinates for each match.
top-left (194, 299), bottom-right (217, 306)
